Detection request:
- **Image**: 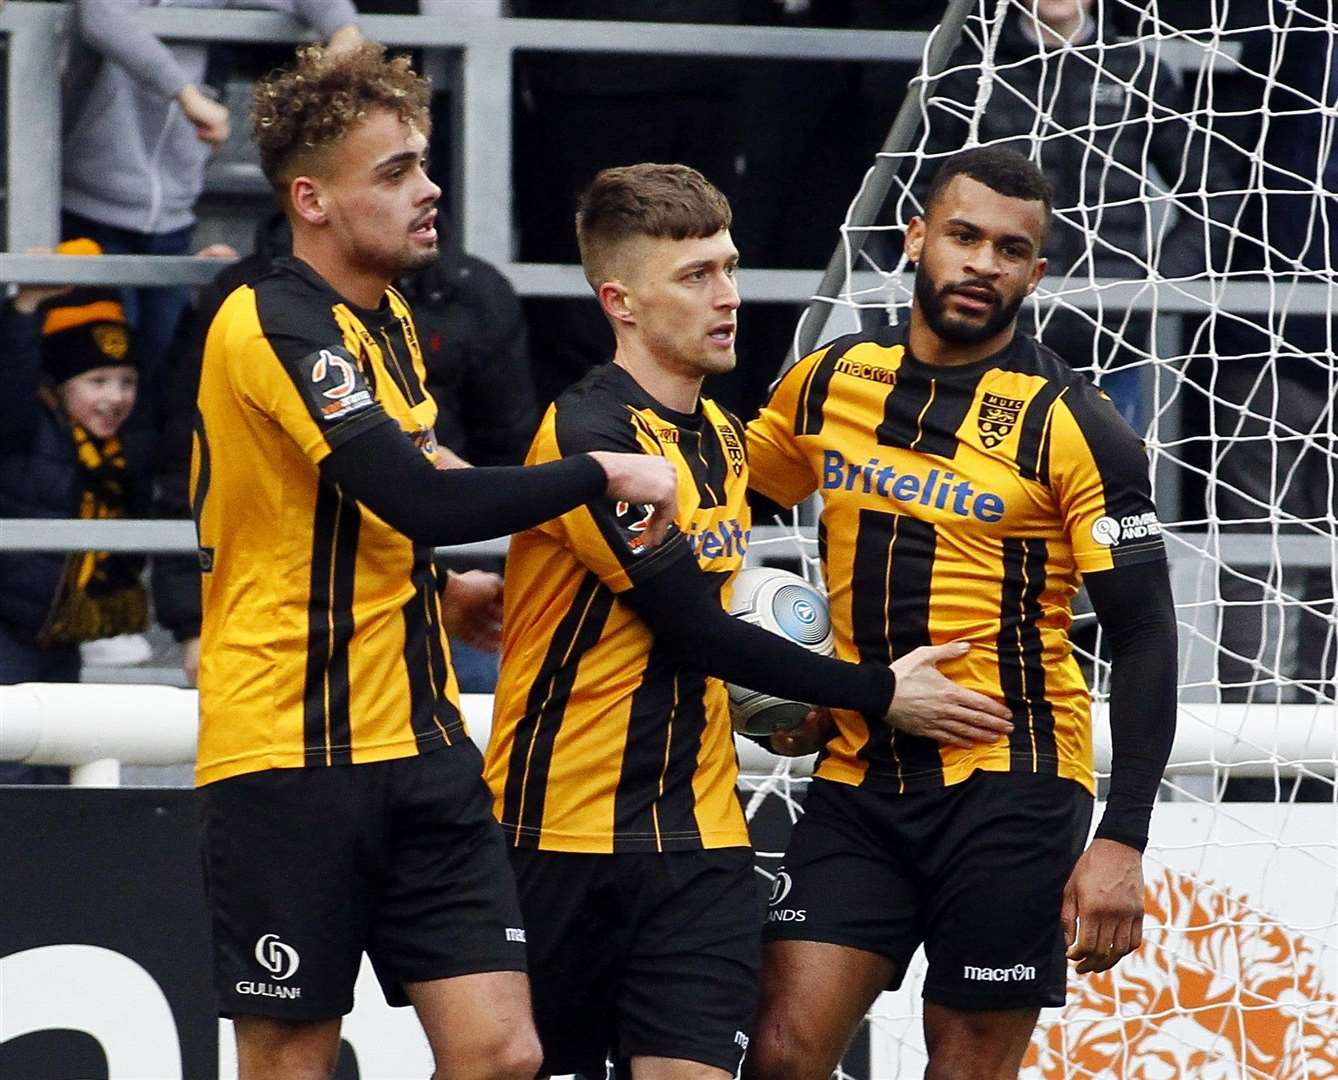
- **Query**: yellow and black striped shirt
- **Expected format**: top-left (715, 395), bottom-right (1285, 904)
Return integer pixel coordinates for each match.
top-left (484, 364), bottom-right (752, 853)
top-left (747, 325), bottom-right (1166, 796)
top-left (192, 256), bottom-right (463, 786)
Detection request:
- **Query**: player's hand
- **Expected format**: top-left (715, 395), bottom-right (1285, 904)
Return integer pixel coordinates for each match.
top-left (10, 246), bottom-right (73, 314)
top-left (587, 451), bottom-right (679, 549)
top-left (177, 84), bottom-right (231, 148)
top-left (883, 642), bottom-right (1013, 747)
top-left (769, 706), bottom-right (833, 757)
top-left (181, 636), bottom-right (201, 687)
top-left (1062, 838), bottom-right (1145, 974)
top-left (440, 570), bottom-right (505, 652)
top-left (432, 445), bottom-right (471, 470)
top-left (194, 243), bottom-right (238, 260)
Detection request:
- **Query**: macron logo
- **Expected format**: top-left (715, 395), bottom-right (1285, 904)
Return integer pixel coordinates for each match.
top-left (963, 963), bottom-right (1036, 982)
top-left (505, 928), bottom-right (526, 943)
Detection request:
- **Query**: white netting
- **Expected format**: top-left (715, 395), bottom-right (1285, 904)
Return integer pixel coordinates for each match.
top-left (741, 2), bottom-right (1338, 1076)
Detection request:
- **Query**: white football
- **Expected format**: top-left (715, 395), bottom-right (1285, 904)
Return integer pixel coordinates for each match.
top-left (726, 566), bottom-right (835, 736)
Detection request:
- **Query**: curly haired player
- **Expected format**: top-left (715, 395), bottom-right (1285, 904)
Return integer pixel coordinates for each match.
top-left (193, 43), bottom-right (678, 1080)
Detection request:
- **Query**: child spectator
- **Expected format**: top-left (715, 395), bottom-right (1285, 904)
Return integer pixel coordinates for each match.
top-left (0, 240), bottom-right (151, 784)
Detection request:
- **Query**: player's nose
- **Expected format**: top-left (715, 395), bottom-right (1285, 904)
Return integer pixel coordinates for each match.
top-left (417, 171), bottom-right (441, 206)
top-left (963, 243), bottom-right (1002, 278)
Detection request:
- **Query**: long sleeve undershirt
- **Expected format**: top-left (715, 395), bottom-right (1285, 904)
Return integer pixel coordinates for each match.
top-left (320, 417), bottom-right (606, 547)
top-left (619, 547), bottom-right (897, 719)
top-left (1084, 559), bottom-right (1179, 852)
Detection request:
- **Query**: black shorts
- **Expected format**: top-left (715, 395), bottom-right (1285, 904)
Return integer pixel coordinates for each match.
top-left (198, 743), bottom-right (527, 1020)
top-left (764, 770), bottom-right (1093, 1010)
top-left (510, 846), bottom-right (762, 1078)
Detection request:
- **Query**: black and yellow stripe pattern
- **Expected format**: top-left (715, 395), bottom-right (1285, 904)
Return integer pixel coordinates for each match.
top-left (747, 325), bottom-right (1166, 796)
top-left (485, 364), bottom-right (752, 854)
top-left (192, 257), bottom-right (462, 786)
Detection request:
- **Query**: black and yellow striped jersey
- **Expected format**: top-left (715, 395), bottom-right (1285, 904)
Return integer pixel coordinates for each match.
top-left (192, 256), bottom-right (464, 786)
top-left (484, 364), bottom-right (752, 853)
top-left (746, 324), bottom-right (1166, 796)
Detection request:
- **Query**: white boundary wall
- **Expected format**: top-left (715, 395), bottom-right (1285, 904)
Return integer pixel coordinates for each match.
top-left (1, 683), bottom-right (1333, 784)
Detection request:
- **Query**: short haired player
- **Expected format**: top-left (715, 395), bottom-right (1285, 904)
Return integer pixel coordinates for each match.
top-left (482, 163), bottom-right (1013, 1080)
top-left (742, 146), bottom-right (1178, 1080)
top-left (192, 45), bottom-right (681, 1080)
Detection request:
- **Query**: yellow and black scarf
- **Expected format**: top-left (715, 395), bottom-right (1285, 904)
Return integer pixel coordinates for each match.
top-left (38, 421), bottom-right (147, 647)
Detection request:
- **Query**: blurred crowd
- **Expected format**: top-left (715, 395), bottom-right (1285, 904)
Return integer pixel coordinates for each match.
top-left (1, 0), bottom-right (1334, 784)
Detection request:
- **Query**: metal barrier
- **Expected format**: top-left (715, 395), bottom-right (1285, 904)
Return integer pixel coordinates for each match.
top-left (3, 682), bottom-right (1333, 788)
top-left (0, 3), bottom-right (1327, 313)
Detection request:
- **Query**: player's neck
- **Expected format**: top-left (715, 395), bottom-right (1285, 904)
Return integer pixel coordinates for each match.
top-left (907, 305), bottom-right (1017, 367)
top-left (292, 234), bottom-right (390, 310)
top-left (614, 349), bottom-right (702, 415)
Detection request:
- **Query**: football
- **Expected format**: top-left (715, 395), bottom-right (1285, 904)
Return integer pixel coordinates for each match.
top-left (726, 566), bottom-right (835, 736)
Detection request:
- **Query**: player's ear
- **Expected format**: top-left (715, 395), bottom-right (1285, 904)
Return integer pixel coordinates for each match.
top-left (1026, 255), bottom-right (1047, 293)
top-left (598, 280), bottom-right (635, 326)
top-left (290, 176), bottom-right (328, 226)
top-left (904, 217), bottom-right (925, 262)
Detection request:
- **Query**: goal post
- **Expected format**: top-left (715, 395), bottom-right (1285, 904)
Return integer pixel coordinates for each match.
top-left (744, 1), bottom-right (1338, 1076)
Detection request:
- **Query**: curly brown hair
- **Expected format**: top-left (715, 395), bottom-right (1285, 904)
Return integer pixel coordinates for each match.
top-left (252, 41), bottom-right (431, 193)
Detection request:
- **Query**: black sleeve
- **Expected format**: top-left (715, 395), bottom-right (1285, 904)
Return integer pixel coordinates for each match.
top-left (619, 548), bottom-right (896, 718)
top-left (0, 301), bottom-right (46, 450)
top-left (319, 417), bottom-right (606, 546)
top-left (1085, 559), bottom-right (1179, 853)
top-left (149, 257), bottom-right (268, 642)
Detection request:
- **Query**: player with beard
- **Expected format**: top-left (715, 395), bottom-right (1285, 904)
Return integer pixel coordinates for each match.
top-left (742, 146), bottom-right (1178, 1080)
top-left (192, 46), bottom-right (682, 1080)
top-left (483, 163), bottom-right (1012, 1080)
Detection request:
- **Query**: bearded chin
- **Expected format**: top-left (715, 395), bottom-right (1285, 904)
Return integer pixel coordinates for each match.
top-left (357, 237), bottom-right (438, 283)
top-left (914, 262), bottom-right (1024, 345)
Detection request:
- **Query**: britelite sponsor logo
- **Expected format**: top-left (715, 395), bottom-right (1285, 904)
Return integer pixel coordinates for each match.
top-left (821, 450), bottom-right (1005, 523)
top-left (685, 517), bottom-right (750, 560)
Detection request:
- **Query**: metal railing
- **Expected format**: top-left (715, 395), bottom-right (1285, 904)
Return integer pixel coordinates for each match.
top-left (2, 2), bottom-right (1329, 315)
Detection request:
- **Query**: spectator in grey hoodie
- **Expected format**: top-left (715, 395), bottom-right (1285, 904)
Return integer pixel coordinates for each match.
top-left (60, 0), bottom-right (362, 451)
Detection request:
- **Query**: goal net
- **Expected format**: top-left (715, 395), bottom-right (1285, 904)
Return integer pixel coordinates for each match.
top-left (740, 2), bottom-right (1338, 1076)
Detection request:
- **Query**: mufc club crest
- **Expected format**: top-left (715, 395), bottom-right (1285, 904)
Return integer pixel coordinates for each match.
top-left (977, 393), bottom-right (1025, 449)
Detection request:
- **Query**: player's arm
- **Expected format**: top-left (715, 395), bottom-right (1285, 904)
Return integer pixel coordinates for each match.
top-left (1088, 559), bottom-right (1178, 853)
top-left (1048, 381), bottom-right (1178, 973)
top-left (744, 350), bottom-right (828, 510)
top-left (223, 302), bottom-right (678, 548)
top-left (0, 295), bottom-right (47, 449)
top-left (319, 417), bottom-right (677, 548)
top-left (1060, 558), bottom-right (1177, 975)
top-left (619, 549), bottom-right (1015, 739)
